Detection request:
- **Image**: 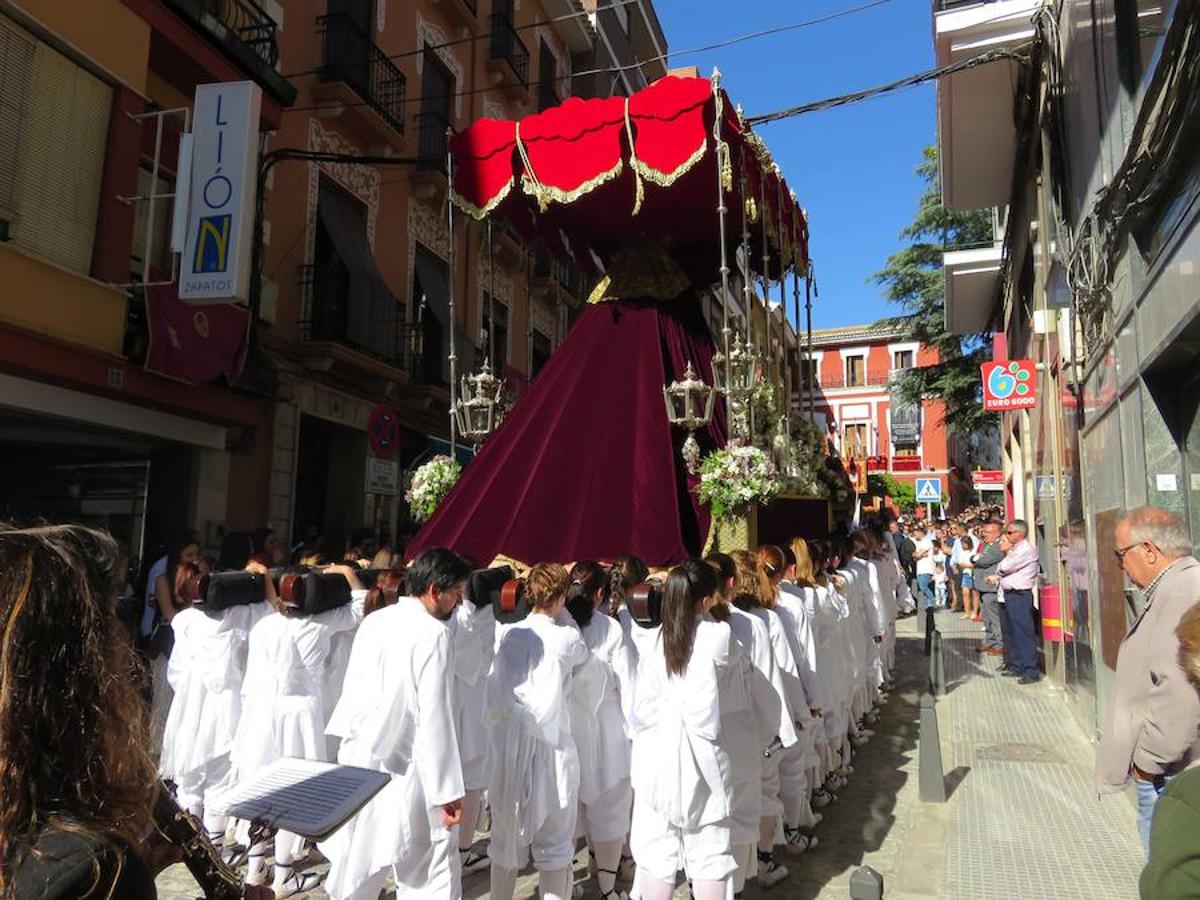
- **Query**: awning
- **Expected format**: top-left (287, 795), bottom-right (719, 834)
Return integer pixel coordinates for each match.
top-left (449, 74), bottom-right (809, 281)
top-left (413, 245), bottom-right (475, 384)
top-left (317, 182), bottom-right (399, 358)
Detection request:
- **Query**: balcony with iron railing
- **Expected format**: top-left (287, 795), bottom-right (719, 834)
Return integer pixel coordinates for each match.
top-left (315, 13), bottom-right (407, 141)
top-left (297, 264), bottom-right (422, 380)
top-left (817, 369), bottom-right (901, 390)
top-left (163, 0), bottom-right (295, 103)
top-left (532, 246), bottom-right (588, 302)
top-left (488, 13), bottom-right (530, 96)
top-left (416, 110), bottom-right (450, 165)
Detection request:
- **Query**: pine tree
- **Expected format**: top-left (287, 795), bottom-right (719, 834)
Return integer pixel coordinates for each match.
top-left (873, 146), bottom-right (997, 436)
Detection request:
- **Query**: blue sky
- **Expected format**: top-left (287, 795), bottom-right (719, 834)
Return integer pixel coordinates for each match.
top-left (654, 0), bottom-right (935, 330)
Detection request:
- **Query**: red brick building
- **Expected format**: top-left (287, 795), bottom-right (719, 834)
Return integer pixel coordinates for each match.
top-left (799, 321), bottom-right (957, 493)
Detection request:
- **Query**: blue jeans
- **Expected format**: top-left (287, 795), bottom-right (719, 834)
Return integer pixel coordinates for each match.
top-left (916, 574), bottom-right (935, 610)
top-left (1003, 588), bottom-right (1039, 678)
top-left (1136, 774), bottom-right (1170, 857)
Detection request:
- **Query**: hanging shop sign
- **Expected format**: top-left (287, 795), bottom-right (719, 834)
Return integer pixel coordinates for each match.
top-left (981, 360), bottom-right (1037, 411)
top-left (180, 82), bottom-right (262, 304)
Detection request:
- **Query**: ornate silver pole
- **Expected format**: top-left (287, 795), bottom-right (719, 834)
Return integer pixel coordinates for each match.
top-left (446, 128), bottom-right (458, 457)
top-left (487, 219), bottom-right (495, 367)
top-left (739, 154), bottom-right (753, 353)
top-left (712, 70), bottom-right (732, 408)
top-left (793, 267), bottom-right (804, 420)
top-left (806, 265), bottom-right (815, 426)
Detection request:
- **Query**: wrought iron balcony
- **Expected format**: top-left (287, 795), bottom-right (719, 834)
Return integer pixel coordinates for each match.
top-left (489, 13), bottom-right (530, 87)
top-left (318, 13), bottom-right (406, 135)
top-left (298, 263), bottom-right (410, 369)
top-left (166, 0), bottom-right (281, 67)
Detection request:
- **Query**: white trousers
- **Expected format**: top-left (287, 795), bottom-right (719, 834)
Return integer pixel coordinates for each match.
top-left (339, 835), bottom-right (460, 900)
top-left (579, 777), bottom-right (634, 844)
top-left (630, 797), bottom-right (736, 884)
top-left (174, 753), bottom-right (232, 815)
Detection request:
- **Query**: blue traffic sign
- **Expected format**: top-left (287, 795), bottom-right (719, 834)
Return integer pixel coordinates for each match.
top-left (915, 477), bottom-right (942, 503)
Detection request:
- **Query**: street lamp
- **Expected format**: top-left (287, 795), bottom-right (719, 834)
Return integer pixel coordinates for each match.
top-left (663, 362), bottom-right (716, 474)
top-left (453, 359), bottom-right (504, 445)
top-left (714, 332), bottom-right (760, 440)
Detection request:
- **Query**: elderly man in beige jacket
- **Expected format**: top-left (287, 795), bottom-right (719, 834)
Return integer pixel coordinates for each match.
top-left (1096, 506), bottom-right (1200, 856)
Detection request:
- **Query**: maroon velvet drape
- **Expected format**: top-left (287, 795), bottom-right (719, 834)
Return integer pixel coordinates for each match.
top-left (406, 294), bottom-right (727, 567)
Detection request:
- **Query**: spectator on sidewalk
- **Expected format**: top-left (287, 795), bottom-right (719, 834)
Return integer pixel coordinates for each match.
top-left (1141, 602), bottom-right (1200, 897)
top-left (1097, 506), bottom-right (1200, 856)
top-left (912, 526), bottom-right (936, 611)
top-left (973, 521), bottom-right (1006, 659)
top-left (986, 520), bottom-right (1040, 684)
top-left (888, 519), bottom-right (916, 585)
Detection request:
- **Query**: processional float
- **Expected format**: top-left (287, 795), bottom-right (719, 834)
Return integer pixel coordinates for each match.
top-left (408, 72), bottom-right (811, 567)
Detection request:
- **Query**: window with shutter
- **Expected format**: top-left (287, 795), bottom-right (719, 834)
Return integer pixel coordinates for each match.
top-left (0, 14), bottom-right (112, 273)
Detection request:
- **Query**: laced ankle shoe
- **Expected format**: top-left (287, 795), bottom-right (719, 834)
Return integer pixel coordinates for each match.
top-left (811, 788), bottom-right (832, 807)
top-left (783, 826), bottom-right (819, 856)
top-left (756, 851), bottom-right (789, 886)
top-left (596, 870), bottom-right (629, 900)
top-left (243, 850), bottom-right (268, 886)
top-left (271, 865), bottom-right (321, 898)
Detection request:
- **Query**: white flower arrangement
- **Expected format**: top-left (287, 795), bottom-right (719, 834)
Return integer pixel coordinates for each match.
top-left (405, 455), bottom-right (462, 523)
top-left (696, 440), bottom-right (783, 520)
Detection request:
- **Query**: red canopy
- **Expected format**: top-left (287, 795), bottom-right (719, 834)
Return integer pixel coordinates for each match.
top-left (449, 74), bottom-right (808, 280)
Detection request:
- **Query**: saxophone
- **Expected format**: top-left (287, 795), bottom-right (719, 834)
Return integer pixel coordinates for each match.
top-left (152, 783), bottom-right (243, 900)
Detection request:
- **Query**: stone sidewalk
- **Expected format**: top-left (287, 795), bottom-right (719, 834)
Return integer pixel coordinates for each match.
top-left (157, 610), bottom-right (1143, 899)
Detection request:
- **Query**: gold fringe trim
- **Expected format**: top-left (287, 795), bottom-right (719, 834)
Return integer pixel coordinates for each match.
top-left (631, 137), bottom-right (708, 189)
top-left (450, 177), bottom-right (515, 221)
top-left (719, 140), bottom-right (733, 192)
top-left (520, 158), bottom-right (625, 211)
top-left (745, 196), bottom-right (758, 223)
top-left (587, 275), bottom-right (612, 304)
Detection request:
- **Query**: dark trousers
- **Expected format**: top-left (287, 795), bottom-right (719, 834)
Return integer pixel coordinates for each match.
top-left (1003, 589), bottom-right (1039, 677)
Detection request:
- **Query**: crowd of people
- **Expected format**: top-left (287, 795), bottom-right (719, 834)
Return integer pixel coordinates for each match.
top-left (0, 517), bottom-right (917, 899)
top-left (886, 506), bottom-right (1043, 685)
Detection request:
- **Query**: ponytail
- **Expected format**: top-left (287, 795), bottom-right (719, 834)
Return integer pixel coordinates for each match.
top-left (756, 545), bottom-right (785, 607)
top-left (608, 555), bottom-right (649, 617)
top-left (660, 558), bottom-right (719, 677)
top-left (566, 560), bottom-right (607, 628)
top-left (728, 549), bottom-right (761, 611)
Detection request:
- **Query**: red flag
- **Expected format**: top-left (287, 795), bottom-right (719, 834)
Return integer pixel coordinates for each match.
top-left (144, 272), bottom-right (249, 385)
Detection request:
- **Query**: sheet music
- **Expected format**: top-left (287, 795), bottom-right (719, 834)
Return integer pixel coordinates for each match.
top-left (213, 758), bottom-right (390, 841)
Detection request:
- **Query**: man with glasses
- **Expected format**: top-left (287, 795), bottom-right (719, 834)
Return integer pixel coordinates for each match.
top-left (1096, 506), bottom-right (1200, 855)
top-left (984, 519), bottom-right (1041, 684)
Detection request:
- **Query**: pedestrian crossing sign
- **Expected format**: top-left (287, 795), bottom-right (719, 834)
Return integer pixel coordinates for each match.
top-left (915, 477), bottom-right (942, 503)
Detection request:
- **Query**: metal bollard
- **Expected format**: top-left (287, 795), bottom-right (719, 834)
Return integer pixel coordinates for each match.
top-left (918, 692), bottom-right (946, 803)
top-left (929, 629), bottom-right (946, 696)
top-left (923, 605), bottom-right (935, 655)
top-left (849, 865), bottom-right (884, 899)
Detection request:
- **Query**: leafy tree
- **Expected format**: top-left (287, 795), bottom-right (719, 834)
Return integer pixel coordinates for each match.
top-left (867, 472), bottom-right (917, 511)
top-left (873, 146), bottom-right (997, 436)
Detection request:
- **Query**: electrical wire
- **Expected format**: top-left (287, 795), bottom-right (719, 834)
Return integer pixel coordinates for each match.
top-left (745, 45), bottom-right (1030, 126)
top-left (279, 0), bottom-right (890, 118)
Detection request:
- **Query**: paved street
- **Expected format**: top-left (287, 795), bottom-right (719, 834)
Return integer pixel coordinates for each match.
top-left (157, 610), bottom-right (1143, 899)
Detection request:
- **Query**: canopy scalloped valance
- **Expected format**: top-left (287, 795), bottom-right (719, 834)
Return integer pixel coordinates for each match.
top-left (448, 74), bottom-right (809, 279)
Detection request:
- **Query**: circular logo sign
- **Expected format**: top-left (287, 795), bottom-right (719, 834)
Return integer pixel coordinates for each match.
top-left (368, 405), bottom-right (401, 458)
top-left (986, 361), bottom-right (1032, 400)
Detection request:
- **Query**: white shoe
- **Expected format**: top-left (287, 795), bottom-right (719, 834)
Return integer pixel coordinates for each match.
top-left (756, 854), bottom-right (789, 886)
top-left (811, 789), bottom-right (832, 808)
top-left (271, 868), bottom-right (321, 898)
top-left (810, 812), bottom-right (824, 826)
top-left (783, 827), bottom-right (819, 856)
top-left (837, 765), bottom-right (854, 777)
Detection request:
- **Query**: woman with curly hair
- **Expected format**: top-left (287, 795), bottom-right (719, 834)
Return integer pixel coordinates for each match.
top-left (0, 523), bottom-right (270, 899)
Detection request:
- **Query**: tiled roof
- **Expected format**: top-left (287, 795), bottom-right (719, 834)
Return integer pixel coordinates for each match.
top-left (805, 318), bottom-right (913, 347)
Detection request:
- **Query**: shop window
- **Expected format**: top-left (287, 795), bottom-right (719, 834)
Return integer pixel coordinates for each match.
top-left (845, 355), bottom-right (865, 387)
top-left (0, 14), bottom-right (112, 273)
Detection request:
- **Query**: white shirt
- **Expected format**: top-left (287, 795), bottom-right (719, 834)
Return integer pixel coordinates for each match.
top-left (914, 537), bottom-right (936, 575)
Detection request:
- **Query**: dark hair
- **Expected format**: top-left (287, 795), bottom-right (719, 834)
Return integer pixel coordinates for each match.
top-left (162, 533), bottom-right (200, 613)
top-left (704, 553), bottom-right (736, 622)
top-left (317, 531), bottom-right (347, 566)
top-left (0, 525), bottom-right (157, 893)
top-left (252, 527), bottom-right (275, 554)
top-left (217, 530), bottom-right (255, 571)
top-left (660, 558), bottom-right (719, 677)
top-left (608, 555), bottom-right (649, 616)
top-left (960, 535), bottom-right (975, 551)
top-left (406, 547), bottom-right (472, 597)
top-left (567, 560), bottom-right (608, 628)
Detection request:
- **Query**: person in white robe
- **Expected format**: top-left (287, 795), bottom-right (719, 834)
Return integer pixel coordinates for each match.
top-left (486, 563), bottom-right (590, 900)
top-left (159, 558), bottom-right (269, 853)
top-left (319, 548), bottom-right (470, 900)
top-left (629, 559), bottom-right (739, 900)
top-left (608, 555), bottom-right (651, 669)
top-left (847, 532), bottom-right (888, 704)
top-left (231, 565), bottom-right (367, 895)
top-left (451, 568), bottom-right (500, 874)
top-left (705, 552), bottom-right (789, 895)
top-left (565, 561), bottom-right (637, 900)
